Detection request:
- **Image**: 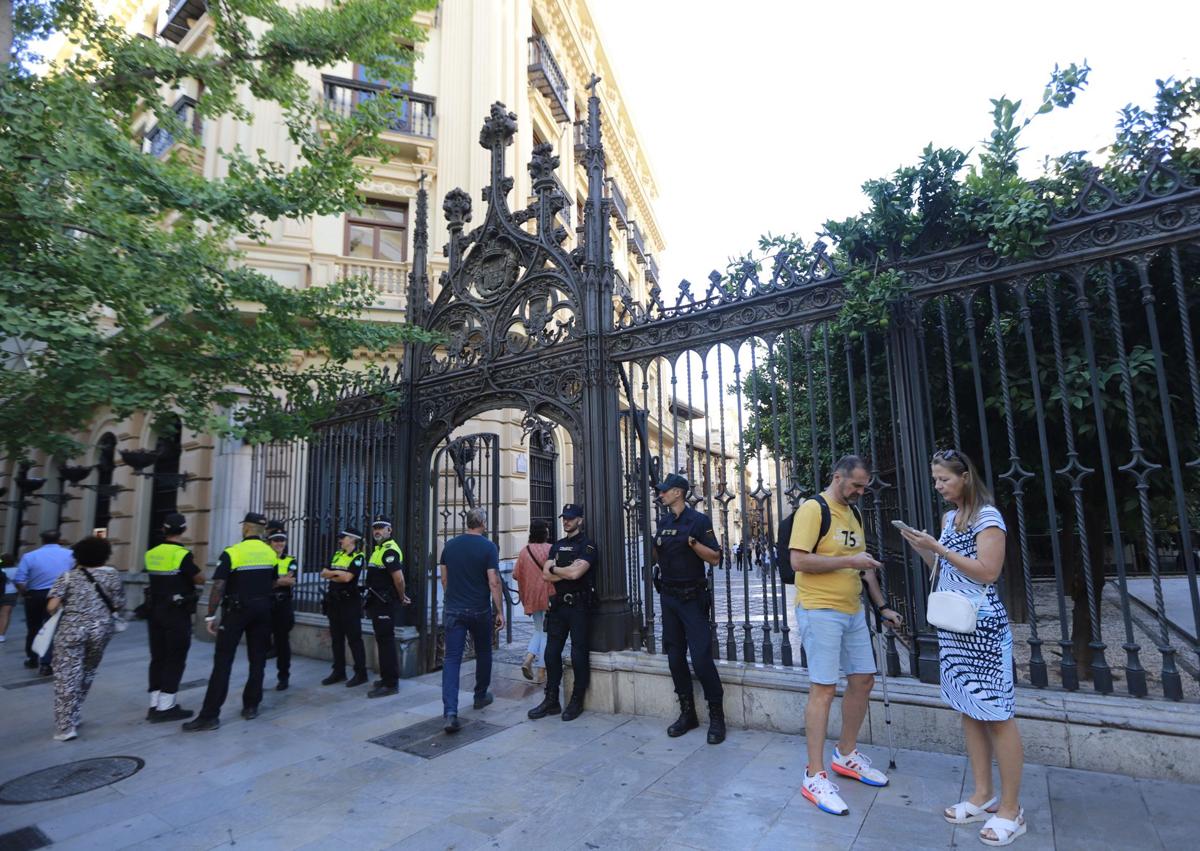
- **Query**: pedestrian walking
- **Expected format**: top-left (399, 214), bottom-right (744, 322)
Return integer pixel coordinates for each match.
top-left (0, 552), bottom-right (16, 644)
top-left (790, 455), bottom-right (902, 816)
top-left (266, 520), bottom-right (297, 691)
top-left (182, 512), bottom-right (277, 731)
top-left (45, 536), bottom-right (126, 741)
top-left (899, 448), bottom-right (1026, 846)
top-left (365, 515), bottom-right (410, 699)
top-left (144, 512), bottom-right (204, 722)
top-left (13, 530), bottom-right (74, 674)
top-left (513, 520), bottom-right (553, 683)
top-left (320, 526), bottom-right (368, 688)
top-left (652, 475), bottom-right (726, 744)
top-left (438, 507), bottom-right (502, 733)
top-left (527, 504), bottom-right (597, 723)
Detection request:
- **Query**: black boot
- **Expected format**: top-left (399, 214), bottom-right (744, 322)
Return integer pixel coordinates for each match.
top-left (561, 693), bottom-right (584, 722)
top-left (667, 694), bottom-right (699, 738)
top-left (527, 691), bottom-right (562, 720)
top-left (706, 701), bottom-right (726, 745)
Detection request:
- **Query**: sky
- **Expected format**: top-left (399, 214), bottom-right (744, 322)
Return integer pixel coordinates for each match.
top-left (588, 0), bottom-right (1199, 290)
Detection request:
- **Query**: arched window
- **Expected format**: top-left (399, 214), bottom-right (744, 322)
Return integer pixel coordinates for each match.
top-left (146, 417), bottom-right (183, 548)
top-left (92, 433), bottom-right (117, 533)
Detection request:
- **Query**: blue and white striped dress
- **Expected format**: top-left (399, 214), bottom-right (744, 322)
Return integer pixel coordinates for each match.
top-left (936, 506), bottom-right (1014, 721)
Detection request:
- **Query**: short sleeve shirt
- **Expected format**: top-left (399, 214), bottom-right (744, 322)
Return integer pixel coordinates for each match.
top-left (440, 534), bottom-right (499, 612)
top-left (548, 533), bottom-right (597, 594)
top-left (788, 496), bottom-right (865, 614)
top-left (366, 542), bottom-right (403, 593)
top-left (655, 507), bottom-right (719, 582)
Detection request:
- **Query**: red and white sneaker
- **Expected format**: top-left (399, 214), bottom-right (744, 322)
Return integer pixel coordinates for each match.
top-left (801, 770), bottom-right (850, 816)
top-left (831, 746), bottom-right (889, 787)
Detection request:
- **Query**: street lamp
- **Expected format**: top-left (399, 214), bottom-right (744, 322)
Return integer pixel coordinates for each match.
top-left (119, 447), bottom-right (194, 490)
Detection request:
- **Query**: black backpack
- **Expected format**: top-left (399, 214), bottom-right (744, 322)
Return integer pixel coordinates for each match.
top-left (775, 495), bottom-right (863, 584)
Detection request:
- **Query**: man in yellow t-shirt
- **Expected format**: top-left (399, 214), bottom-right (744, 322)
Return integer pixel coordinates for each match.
top-left (789, 455), bottom-right (902, 817)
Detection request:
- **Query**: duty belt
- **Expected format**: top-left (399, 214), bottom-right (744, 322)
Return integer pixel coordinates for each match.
top-left (656, 578), bottom-right (707, 601)
top-left (555, 590), bottom-right (590, 607)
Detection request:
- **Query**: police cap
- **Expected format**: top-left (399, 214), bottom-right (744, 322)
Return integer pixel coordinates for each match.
top-left (559, 504), bottom-right (584, 519)
top-left (339, 526), bottom-right (363, 540)
top-left (371, 515), bottom-right (392, 528)
top-left (163, 512), bottom-right (187, 533)
top-left (242, 511), bottom-right (268, 526)
top-left (656, 473), bottom-right (690, 493)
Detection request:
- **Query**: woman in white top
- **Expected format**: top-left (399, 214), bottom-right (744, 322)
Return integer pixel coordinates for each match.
top-left (900, 448), bottom-right (1026, 847)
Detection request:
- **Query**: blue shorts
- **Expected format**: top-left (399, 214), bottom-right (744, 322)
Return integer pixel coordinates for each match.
top-left (794, 604), bottom-right (877, 685)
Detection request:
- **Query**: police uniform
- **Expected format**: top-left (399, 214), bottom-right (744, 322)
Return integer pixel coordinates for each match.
top-left (365, 516), bottom-right (404, 697)
top-left (183, 513), bottom-right (277, 730)
top-left (528, 504), bottom-right (596, 722)
top-left (267, 523), bottom-right (296, 691)
top-left (654, 474), bottom-right (725, 743)
top-left (144, 513), bottom-right (200, 722)
top-left (323, 528), bottom-right (368, 687)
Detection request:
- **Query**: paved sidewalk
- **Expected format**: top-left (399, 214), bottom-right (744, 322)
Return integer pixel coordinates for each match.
top-left (0, 625), bottom-right (1195, 850)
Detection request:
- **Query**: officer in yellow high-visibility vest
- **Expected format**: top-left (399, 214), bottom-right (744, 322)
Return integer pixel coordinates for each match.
top-left (364, 516), bottom-right (410, 698)
top-left (266, 520), bottom-right (297, 691)
top-left (321, 526), bottom-right (368, 688)
top-left (182, 512), bottom-right (277, 731)
top-left (144, 513), bottom-right (204, 723)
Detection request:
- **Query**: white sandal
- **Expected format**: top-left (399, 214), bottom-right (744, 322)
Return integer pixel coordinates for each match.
top-left (944, 796), bottom-right (998, 824)
top-left (980, 809), bottom-right (1026, 846)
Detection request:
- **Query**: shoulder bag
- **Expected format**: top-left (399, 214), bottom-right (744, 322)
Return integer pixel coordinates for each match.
top-left (926, 555), bottom-right (981, 634)
top-left (31, 609), bottom-right (63, 657)
top-left (79, 567), bottom-right (128, 632)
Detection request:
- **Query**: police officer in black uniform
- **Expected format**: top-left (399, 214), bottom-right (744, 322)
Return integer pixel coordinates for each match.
top-left (527, 504), bottom-right (597, 723)
top-left (183, 512), bottom-right (278, 731)
top-left (144, 513), bottom-right (204, 722)
top-left (321, 526), bottom-right (369, 688)
top-left (364, 516), bottom-right (410, 699)
top-left (654, 474), bottom-right (726, 744)
top-left (266, 521), bottom-right (297, 691)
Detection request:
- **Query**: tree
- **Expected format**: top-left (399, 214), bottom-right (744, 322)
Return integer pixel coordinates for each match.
top-left (0, 0), bottom-right (440, 459)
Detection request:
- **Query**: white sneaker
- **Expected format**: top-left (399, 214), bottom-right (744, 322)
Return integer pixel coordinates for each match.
top-left (0, 634), bottom-right (7, 642)
top-left (801, 770), bottom-right (849, 815)
top-left (53, 728), bottom-right (77, 742)
top-left (832, 746), bottom-right (889, 787)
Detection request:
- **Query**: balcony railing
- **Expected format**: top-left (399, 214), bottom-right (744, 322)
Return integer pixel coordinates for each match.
top-left (627, 220), bottom-right (646, 261)
top-left (322, 77), bottom-right (436, 138)
top-left (160, 0), bottom-right (208, 44)
top-left (573, 121), bottom-right (587, 164)
top-left (607, 178), bottom-right (629, 230)
top-left (142, 95), bottom-right (200, 158)
top-left (613, 269), bottom-right (630, 299)
top-left (336, 257), bottom-right (410, 299)
top-left (646, 254), bottom-right (660, 285)
top-left (528, 35), bottom-right (570, 123)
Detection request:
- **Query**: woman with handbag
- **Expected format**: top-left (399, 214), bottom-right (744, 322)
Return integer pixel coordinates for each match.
top-left (45, 536), bottom-right (126, 742)
top-left (513, 520), bottom-right (553, 682)
top-left (898, 448), bottom-right (1026, 847)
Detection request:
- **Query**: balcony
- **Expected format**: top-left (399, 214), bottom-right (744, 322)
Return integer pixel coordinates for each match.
top-left (322, 76), bottom-right (436, 138)
top-left (336, 257), bottom-right (410, 300)
top-left (627, 221), bottom-right (646, 262)
top-left (613, 269), bottom-right (630, 300)
top-left (645, 254), bottom-right (660, 285)
top-left (142, 95), bottom-right (200, 159)
top-left (573, 121), bottom-right (587, 164)
top-left (607, 178), bottom-right (629, 230)
top-left (159, 0), bottom-right (207, 44)
top-left (528, 35), bottom-right (570, 123)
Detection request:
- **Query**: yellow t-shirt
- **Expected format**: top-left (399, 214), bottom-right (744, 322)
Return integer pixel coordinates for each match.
top-left (788, 496), bottom-right (865, 614)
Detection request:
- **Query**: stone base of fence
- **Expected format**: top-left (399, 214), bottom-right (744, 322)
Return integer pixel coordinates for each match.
top-left (539, 650), bottom-right (1200, 784)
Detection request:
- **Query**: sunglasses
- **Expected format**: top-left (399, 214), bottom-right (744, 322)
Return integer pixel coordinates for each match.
top-left (933, 448), bottom-right (962, 464)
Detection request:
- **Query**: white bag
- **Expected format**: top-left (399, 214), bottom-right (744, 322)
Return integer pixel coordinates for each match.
top-left (31, 609), bottom-right (62, 658)
top-left (926, 560), bottom-right (982, 634)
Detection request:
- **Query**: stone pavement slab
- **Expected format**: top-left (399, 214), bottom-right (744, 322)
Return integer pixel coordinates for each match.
top-left (2, 620), bottom-right (1198, 850)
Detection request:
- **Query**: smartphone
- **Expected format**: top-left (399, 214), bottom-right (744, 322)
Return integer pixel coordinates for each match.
top-left (891, 520), bottom-right (917, 534)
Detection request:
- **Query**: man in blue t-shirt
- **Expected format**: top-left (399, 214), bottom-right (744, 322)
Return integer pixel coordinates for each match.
top-left (438, 507), bottom-right (502, 733)
top-left (14, 530), bottom-right (74, 673)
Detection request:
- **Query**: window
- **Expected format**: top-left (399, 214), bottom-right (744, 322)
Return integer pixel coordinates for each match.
top-left (345, 200), bottom-right (408, 262)
top-left (146, 418), bottom-right (182, 549)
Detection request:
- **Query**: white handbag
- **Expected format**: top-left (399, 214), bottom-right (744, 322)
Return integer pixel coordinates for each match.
top-left (31, 609), bottom-right (63, 658)
top-left (926, 559), bottom-right (982, 634)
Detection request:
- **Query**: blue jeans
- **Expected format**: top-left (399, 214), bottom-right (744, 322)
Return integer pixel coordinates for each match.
top-left (441, 608), bottom-right (493, 717)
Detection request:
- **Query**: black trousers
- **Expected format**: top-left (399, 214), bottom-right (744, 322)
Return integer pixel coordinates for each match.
top-left (326, 593), bottom-right (366, 676)
top-left (24, 589), bottom-right (51, 665)
top-left (544, 598), bottom-right (590, 699)
top-left (198, 598), bottom-right (272, 719)
top-left (660, 591), bottom-right (724, 703)
top-left (366, 597), bottom-right (399, 686)
top-left (147, 600), bottom-right (193, 694)
top-left (271, 598), bottom-right (294, 680)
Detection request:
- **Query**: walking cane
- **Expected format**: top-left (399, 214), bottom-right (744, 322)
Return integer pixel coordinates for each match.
top-left (871, 604), bottom-right (898, 770)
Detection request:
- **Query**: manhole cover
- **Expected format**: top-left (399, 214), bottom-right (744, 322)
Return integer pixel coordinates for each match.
top-left (0, 757), bottom-right (145, 804)
top-left (370, 717), bottom-right (506, 759)
top-left (0, 825), bottom-right (51, 849)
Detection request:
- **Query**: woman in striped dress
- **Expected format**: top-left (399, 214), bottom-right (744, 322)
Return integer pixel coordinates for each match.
top-left (899, 449), bottom-right (1027, 847)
